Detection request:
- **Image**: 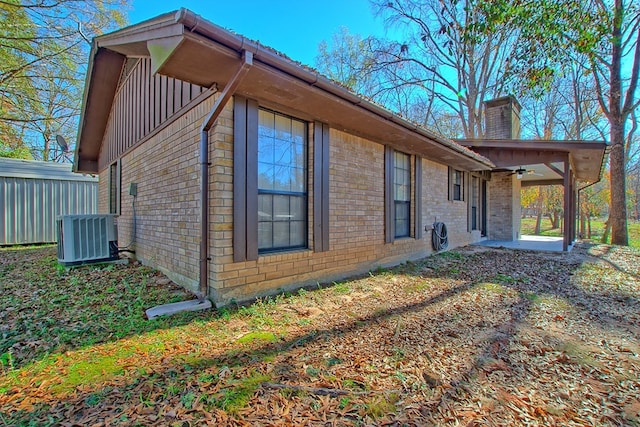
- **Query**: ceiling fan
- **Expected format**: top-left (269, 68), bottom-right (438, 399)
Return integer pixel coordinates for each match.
top-left (509, 167), bottom-right (543, 179)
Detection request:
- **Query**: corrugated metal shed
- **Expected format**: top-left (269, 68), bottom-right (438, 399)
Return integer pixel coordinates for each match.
top-left (1, 158), bottom-right (99, 245)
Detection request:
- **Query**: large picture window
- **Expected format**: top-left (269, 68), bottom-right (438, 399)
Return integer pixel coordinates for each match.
top-left (394, 151), bottom-right (411, 238)
top-left (257, 109), bottom-right (307, 252)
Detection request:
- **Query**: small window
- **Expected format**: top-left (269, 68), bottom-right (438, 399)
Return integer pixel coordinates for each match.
top-left (109, 161), bottom-right (120, 214)
top-left (449, 167), bottom-right (464, 201)
top-left (394, 151), bottom-right (411, 238)
top-left (257, 109), bottom-right (307, 252)
top-left (471, 176), bottom-right (479, 229)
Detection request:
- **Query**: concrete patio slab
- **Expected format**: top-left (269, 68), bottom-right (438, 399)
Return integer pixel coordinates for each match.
top-left (473, 235), bottom-right (570, 252)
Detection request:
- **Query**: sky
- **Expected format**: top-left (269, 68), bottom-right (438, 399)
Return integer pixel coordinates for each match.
top-left (128, 0), bottom-right (389, 67)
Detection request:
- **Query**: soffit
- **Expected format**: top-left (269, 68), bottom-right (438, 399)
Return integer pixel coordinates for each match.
top-left (150, 32), bottom-right (491, 171)
top-left (456, 139), bottom-right (608, 183)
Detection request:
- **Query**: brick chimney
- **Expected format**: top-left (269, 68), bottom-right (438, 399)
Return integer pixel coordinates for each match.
top-left (484, 96), bottom-right (521, 139)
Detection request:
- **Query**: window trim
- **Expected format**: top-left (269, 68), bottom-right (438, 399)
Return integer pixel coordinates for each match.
top-left (233, 97), bottom-right (259, 262)
top-left (234, 96), bottom-right (327, 261)
top-left (313, 122), bottom-right (330, 252)
top-left (415, 156), bottom-right (423, 239)
top-left (384, 146), bottom-right (394, 243)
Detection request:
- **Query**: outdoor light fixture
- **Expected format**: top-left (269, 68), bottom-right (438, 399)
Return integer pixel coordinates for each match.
top-left (512, 167), bottom-right (526, 180)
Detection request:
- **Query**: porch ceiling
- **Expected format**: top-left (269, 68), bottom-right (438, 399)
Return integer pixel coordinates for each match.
top-left (455, 139), bottom-right (608, 184)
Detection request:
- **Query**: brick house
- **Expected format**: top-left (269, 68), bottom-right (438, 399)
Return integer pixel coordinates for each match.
top-left (74, 10), bottom-right (606, 306)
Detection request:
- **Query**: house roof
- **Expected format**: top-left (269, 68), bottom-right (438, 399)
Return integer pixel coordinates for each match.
top-left (455, 139), bottom-right (609, 184)
top-left (74, 9), bottom-right (494, 173)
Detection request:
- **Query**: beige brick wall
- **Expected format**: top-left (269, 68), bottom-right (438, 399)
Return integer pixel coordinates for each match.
top-left (487, 172), bottom-right (521, 241)
top-left (97, 169), bottom-right (108, 213)
top-left (98, 94), bottom-right (480, 305)
top-left (97, 94), bottom-right (219, 293)
top-left (422, 159), bottom-right (474, 249)
top-left (209, 114), bottom-right (480, 305)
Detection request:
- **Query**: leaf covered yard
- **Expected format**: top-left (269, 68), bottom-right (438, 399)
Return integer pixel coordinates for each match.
top-left (1, 244), bottom-right (639, 426)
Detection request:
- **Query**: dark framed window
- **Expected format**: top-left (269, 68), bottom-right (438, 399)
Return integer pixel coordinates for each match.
top-left (394, 151), bottom-right (411, 238)
top-left (109, 161), bottom-right (120, 215)
top-left (257, 109), bottom-right (307, 252)
top-left (468, 173), bottom-right (487, 235)
top-left (449, 167), bottom-right (464, 201)
top-left (234, 97), bottom-right (328, 262)
top-left (471, 175), bottom-right (479, 230)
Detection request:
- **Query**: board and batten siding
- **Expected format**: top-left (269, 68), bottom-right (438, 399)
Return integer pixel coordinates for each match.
top-left (0, 158), bottom-right (99, 245)
top-left (100, 58), bottom-right (208, 169)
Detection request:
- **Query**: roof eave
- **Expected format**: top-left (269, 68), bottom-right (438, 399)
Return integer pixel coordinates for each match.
top-left (76, 8), bottom-right (494, 173)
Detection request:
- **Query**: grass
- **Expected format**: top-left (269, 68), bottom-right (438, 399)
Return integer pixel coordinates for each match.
top-left (520, 217), bottom-right (640, 247)
top-left (0, 247), bottom-right (210, 370)
top-left (365, 393), bottom-right (400, 419)
top-left (1, 244), bottom-right (639, 426)
top-left (215, 371), bottom-right (272, 414)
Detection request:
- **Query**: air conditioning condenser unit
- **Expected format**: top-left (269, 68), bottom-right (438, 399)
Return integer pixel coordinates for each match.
top-left (57, 214), bottom-right (118, 266)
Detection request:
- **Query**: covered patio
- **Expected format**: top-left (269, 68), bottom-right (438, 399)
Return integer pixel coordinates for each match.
top-left (453, 96), bottom-right (608, 252)
top-left (457, 138), bottom-right (608, 251)
top-left (459, 138), bottom-right (608, 251)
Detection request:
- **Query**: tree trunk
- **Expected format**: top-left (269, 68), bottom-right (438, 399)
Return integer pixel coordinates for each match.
top-left (606, 0), bottom-right (629, 245)
top-left (587, 216), bottom-right (592, 239)
top-left (551, 210), bottom-right (560, 229)
top-left (601, 217), bottom-right (611, 243)
top-left (42, 133), bottom-right (51, 162)
top-left (609, 120), bottom-right (628, 245)
top-left (580, 213), bottom-right (586, 238)
top-left (535, 190), bottom-right (543, 234)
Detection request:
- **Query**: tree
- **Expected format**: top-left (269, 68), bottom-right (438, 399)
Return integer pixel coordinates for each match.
top-left (0, 0), bottom-right (127, 161)
top-left (315, 28), bottom-right (438, 123)
top-left (315, 27), bottom-right (378, 95)
top-left (580, 181), bottom-right (609, 238)
top-left (483, 0), bottom-right (640, 245)
top-left (627, 114), bottom-right (640, 220)
top-left (365, 0), bottom-right (516, 137)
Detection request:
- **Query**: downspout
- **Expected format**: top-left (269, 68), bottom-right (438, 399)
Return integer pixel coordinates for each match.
top-left (198, 49), bottom-right (253, 301)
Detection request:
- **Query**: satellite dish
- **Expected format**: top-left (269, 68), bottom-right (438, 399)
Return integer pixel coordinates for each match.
top-left (56, 135), bottom-right (69, 152)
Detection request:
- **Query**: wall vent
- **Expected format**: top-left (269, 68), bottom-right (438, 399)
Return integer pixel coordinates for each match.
top-left (57, 214), bottom-right (118, 266)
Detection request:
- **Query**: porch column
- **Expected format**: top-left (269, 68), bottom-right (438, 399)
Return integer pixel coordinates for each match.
top-left (571, 172), bottom-right (577, 245)
top-left (563, 159), bottom-right (570, 251)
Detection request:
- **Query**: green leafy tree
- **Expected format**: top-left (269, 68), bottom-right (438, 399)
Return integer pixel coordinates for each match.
top-left (482, 0), bottom-right (640, 245)
top-left (0, 0), bottom-right (127, 161)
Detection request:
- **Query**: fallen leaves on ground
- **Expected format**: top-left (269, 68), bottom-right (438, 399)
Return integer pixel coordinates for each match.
top-left (1, 243), bottom-right (639, 426)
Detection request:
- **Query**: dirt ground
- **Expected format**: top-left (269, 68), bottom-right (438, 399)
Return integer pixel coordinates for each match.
top-left (1, 243), bottom-right (639, 426)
